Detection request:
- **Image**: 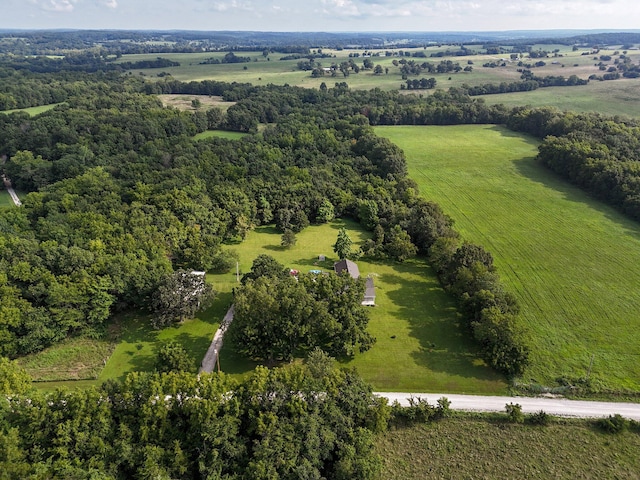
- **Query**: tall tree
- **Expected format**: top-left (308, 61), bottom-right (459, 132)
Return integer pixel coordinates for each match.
top-left (333, 227), bottom-right (353, 260)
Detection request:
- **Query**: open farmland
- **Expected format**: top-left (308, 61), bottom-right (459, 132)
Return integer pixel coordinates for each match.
top-left (118, 43), bottom-right (640, 115)
top-left (481, 78), bottom-right (640, 117)
top-left (376, 124), bottom-right (640, 393)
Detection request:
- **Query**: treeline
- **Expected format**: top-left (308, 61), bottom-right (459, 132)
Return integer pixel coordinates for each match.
top-left (117, 57), bottom-right (180, 69)
top-left (402, 77), bottom-right (437, 90)
top-left (504, 107), bottom-right (640, 221)
top-left (457, 73), bottom-right (588, 96)
top-left (0, 353), bottom-right (389, 479)
top-left (199, 52), bottom-right (252, 64)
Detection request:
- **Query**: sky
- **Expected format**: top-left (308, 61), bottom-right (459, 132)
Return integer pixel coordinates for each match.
top-left (1, 0), bottom-right (639, 32)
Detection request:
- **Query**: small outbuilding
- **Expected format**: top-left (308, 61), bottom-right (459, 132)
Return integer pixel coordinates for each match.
top-left (333, 259), bottom-right (360, 279)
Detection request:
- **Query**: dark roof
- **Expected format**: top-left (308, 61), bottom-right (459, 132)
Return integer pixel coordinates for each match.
top-left (334, 259), bottom-right (360, 279)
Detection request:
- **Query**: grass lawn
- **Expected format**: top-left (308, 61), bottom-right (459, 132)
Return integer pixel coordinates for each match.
top-left (377, 414), bottom-right (640, 479)
top-left (0, 190), bottom-right (17, 207)
top-left (194, 130), bottom-right (249, 141)
top-left (208, 220), bottom-right (506, 394)
top-left (376, 124), bottom-right (640, 393)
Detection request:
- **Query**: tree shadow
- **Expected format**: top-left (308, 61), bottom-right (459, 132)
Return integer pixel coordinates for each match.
top-left (381, 264), bottom-right (503, 383)
top-left (264, 244), bottom-right (286, 252)
top-left (293, 256), bottom-right (335, 269)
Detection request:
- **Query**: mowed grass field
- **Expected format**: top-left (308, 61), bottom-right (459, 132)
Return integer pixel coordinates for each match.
top-left (377, 415), bottom-right (640, 479)
top-left (0, 190), bottom-right (17, 207)
top-left (376, 125), bottom-right (640, 392)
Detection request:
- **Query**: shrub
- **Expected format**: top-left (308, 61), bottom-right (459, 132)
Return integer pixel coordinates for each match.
top-left (527, 409), bottom-right (550, 426)
top-left (505, 402), bottom-right (524, 423)
top-left (597, 414), bottom-right (628, 434)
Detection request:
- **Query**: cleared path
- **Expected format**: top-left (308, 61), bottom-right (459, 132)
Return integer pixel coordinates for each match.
top-left (376, 392), bottom-right (640, 420)
top-left (199, 304), bottom-right (234, 373)
top-left (2, 174), bottom-right (21, 206)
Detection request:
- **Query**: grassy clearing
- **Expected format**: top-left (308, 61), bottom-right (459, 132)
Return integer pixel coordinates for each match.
top-left (0, 103), bottom-right (62, 116)
top-left (157, 94), bottom-right (235, 112)
top-left (17, 337), bottom-right (115, 382)
top-left (0, 190), bottom-right (17, 207)
top-left (377, 414), bottom-right (640, 479)
top-left (193, 130), bottom-right (249, 141)
top-left (376, 125), bottom-right (640, 392)
top-left (207, 220), bottom-right (506, 394)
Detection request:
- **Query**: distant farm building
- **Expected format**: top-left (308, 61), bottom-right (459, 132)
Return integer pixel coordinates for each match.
top-left (333, 259), bottom-right (375, 306)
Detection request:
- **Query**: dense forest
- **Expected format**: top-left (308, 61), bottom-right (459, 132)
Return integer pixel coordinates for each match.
top-left (0, 352), bottom-right (394, 478)
top-left (2, 47), bottom-right (640, 477)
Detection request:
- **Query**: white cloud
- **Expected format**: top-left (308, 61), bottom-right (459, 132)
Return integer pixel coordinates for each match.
top-left (31, 0), bottom-right (79, 12)
top-left (100, 0), bottom-right (118, 8)
top-left (210, 0), bottom-right (254, 12)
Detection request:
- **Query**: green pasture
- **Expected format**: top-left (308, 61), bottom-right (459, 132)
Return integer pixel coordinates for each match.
top-left (376, 124), bottom-right (640, 392)
top-left (482, 78), bottom-right (640, 117)
top-left (194, 130), bottom-right (249, 141)
top-left (207, 220), bottom-right (506, 394)
top-left (377, 414), bottom-right (640, 479)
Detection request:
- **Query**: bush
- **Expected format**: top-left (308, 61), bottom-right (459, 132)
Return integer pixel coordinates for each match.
top-left (505, 402), bottom-right (524, 423)
top-left (390, 396), bottom-right (451, 425)
top-left (527, 409), bottom-right (550, 426)
top-left (597, 414), bottom-right (628, 434)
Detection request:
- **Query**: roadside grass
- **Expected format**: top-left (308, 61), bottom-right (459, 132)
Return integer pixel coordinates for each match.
top-left (377, 414), bottom-right (640, 479)
top-left (194, 130), bottom-right (249, 141)
top-left (376, 124), bottom-right (640, 392)
top-left (208, 220), bottom-right (506, 394)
